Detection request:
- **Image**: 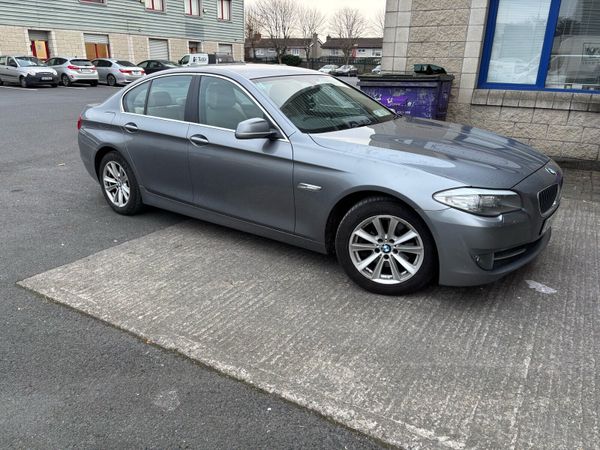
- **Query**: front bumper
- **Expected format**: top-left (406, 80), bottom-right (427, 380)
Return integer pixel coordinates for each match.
top-left (25, 73), bottom-right (58, 85)
top-left (427, 160), bottom-right (562, 287)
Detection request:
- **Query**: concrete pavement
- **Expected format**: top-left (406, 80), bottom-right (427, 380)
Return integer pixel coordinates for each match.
top-left (19, 179), bottom-right (600, 449)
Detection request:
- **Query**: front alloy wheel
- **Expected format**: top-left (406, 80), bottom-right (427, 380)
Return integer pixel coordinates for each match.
top-left (335, 197), bottom-right (436, 295)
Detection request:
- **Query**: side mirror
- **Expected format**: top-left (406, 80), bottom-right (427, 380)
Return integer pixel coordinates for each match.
top-left (235, 118), bottom-right (279, 140)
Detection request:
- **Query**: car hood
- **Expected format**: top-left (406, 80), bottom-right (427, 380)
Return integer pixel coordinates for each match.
top-left (309, 116), bottom-right (549, 188)
top-left (23, 66), bottom-right (56, 74)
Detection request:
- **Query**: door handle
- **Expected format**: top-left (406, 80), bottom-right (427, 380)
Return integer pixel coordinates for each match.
top-left (189, 134), bottom-right (209, 146)
top-left (123, 123), bottom-right (138, 133)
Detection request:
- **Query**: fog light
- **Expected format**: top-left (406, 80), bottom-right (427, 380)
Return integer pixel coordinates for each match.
top-left (473, 253), bottom-right (494, 270)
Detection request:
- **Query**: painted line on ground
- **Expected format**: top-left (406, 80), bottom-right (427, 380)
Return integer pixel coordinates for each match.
top-left (0, 86), bottom-right (38, 91)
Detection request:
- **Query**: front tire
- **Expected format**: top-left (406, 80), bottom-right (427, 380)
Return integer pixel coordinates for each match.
top-left (99, 152), bottom-right (144, 215)
top-left (19, 76), bottom-right (28, 88)
top-left (335, 197), bottom-right (436, 295)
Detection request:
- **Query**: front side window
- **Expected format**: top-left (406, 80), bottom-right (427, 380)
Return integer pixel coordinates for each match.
top-left (217, 0), bottom-right (231, 20)
top-left (480, 0), bottom-right (600, 92)
top-left (185, 0), bottom-right (201, 15)
top-left (200, 76), bottom-right (264, 130)
top-left (146, 75), bottom-right (193, 121)
top-left (145, 0), bottom-right (164, 11)
top-left (254, 75), bottom-right (395, 134)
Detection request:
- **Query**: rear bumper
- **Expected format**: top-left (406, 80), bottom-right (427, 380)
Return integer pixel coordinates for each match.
top-left (67, 72), bottom-right (99, 82)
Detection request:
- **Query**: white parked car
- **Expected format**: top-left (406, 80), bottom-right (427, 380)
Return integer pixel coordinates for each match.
top-left (92, 58), bottom-right (145, 87)
top-left (0, 55), bottom-right (59, 88)
top-left (318, 64), bottom-right (339, 74)
top-left (45, 57), bottom-right (99, 87)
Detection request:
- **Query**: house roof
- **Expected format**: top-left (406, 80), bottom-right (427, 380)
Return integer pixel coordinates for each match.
top-left (321, 37), bottom-right (383, 49)
top-left (244, 38), bottom-right (318, 49)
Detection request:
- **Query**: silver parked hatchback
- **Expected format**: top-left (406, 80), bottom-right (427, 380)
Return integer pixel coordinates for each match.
top-left (78, 65), bottom-right (562, 295)
top-left (46, 57), bottom-right (99, 86)
top-left (92, 58), bottom-right (145, 87)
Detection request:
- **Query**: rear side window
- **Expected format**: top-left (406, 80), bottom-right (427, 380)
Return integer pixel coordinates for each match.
top-left (123, 82), bottom-right (150, 114)
top-left (0, 56), bottom-right (5, 65)
top-left (71, 59), bottom-right (93, 66)
top-left (146, 76), bottom-right (193, 121)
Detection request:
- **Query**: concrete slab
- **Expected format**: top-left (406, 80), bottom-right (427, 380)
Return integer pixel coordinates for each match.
top-left (19, 196), bottom-right (600, 449)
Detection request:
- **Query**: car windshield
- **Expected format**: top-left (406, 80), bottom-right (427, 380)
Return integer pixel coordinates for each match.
top-left (71, 59), bottom-right (93, 66)
top-left (116, 60), bottom-right (136, 67)
top-left (15, 57), bottom-right (45, 67)
top-left (254, 74), bottom-right (395, 134)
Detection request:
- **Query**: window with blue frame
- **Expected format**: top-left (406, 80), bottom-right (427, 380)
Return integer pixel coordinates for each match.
top-left (479, 0), bottom-right (600, 93)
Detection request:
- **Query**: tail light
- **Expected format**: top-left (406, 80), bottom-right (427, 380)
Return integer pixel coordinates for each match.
top-left (90, 66), bottom-right (97, 71)
top-left (120, 69), bottom-right (132, 74)
top-left (77, 115), bottom-right (82, 130)
top-left (67, 65), bottom-right (80, 71)
top-left (140, 69), bottom-right (145, 74)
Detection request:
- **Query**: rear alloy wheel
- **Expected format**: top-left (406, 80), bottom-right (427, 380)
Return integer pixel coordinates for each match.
top-left (335, 197), bottom-right (436, 295)
top-left (107, 74), bottom-right (117, 87)
top-left (99, 152), bottom-right (143, 215)
top-left (61, 74), bottom-right (71, 87)
top-left (19, 76), bottom-right (28, 88)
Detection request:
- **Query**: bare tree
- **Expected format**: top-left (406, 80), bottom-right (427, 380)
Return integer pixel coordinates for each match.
top-left (254, 0), bottom-right (297, 64)
top-left (297, 6), bottom-right (326, 61)
top-left (245, 4), bottom-right (262, 60)
top-left (331, 7), bottom-right (369, 65)
top-left (372, 8), bottom-right (386, 37)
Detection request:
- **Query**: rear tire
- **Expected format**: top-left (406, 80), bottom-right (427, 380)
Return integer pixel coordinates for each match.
top-left (335, 197), bottom-right (436, 296)
top-left (99, 151), bottom-right (144, 215)
top-left (51, 83), bottom-right (58, 88)
top-left (107, 74), bottom-right (117, 87)
top-left (61, 74), bottom-right (71, 87)
top-left (90, 81), bottom-right (98, 87)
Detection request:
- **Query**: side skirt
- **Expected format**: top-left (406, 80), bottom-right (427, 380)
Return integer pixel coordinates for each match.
top-left (142, 189), bottom-right (327, 255)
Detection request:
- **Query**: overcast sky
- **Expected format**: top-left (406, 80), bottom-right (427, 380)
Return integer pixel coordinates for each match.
top-left (245, 0), bottom-right (386, 38)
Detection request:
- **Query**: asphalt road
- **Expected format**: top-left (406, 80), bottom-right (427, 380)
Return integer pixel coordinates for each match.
top-left (0, 84), bottom-right (381, 449)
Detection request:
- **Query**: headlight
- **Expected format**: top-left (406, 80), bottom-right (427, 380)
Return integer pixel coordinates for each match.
top-left (433, 188), bottom-right (522, 216)
top-left (27, 70), bottom-right (37, 76)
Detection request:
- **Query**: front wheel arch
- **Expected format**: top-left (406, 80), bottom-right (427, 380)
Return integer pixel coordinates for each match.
top-left (325, 190), bottom-right (440, 276)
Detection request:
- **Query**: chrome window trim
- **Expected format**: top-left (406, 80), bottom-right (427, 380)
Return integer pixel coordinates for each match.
top-left (119, 72), bottom-right (290, 142)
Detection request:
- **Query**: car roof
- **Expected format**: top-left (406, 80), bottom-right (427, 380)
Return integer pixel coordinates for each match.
top-left (154, 63), bottom-right (318, 80)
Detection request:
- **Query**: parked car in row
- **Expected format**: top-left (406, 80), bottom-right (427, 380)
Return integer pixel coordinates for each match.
top-left (0, 55), bottom-right (58, 87)
top-left (78, 64), bottom-right (563, 295)
top-left (92, 58), bottom-right (145, 86)
top-left (45, 57), bottom-right (98, 86)
top-left (137, 60), bottom-right (180, 75)
top-left (372, 65), bottom-right (382, 74)
top-left (333, 65), bottom-right (358, 77)
top-left (318, 64), bottom-right (338, 74)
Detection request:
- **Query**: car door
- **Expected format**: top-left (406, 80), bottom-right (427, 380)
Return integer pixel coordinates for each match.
top-left (187, 75), bottom-right (295, 232)
top-left (93, 59), bottom-right (106, 82)
top-left (0, 56), bottom-right (7, 82)
top-left (4, 57), bottom-right (20, 83)
top-left (114, 75), bottom-right (195, 202)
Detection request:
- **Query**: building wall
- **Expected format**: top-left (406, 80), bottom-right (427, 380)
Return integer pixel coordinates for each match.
top-left (382, 0), bottom-right (600, 162)
top-left (0, 24), bottom-right (242, 64)
top-left (0, 0), bottom-right (244, 44)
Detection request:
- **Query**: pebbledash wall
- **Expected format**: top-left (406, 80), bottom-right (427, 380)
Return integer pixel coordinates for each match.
top-left (382, 0), bottom-right (600, 163)
top-left (0, 0), bottom-right (244, 63)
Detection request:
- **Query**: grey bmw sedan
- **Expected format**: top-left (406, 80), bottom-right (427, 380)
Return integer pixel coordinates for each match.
top-left (78, 65), bottom-right (562, 295)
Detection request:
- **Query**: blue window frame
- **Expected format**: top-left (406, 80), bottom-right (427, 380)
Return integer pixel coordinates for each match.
top-left (479, 0), bottom-right (600, 94)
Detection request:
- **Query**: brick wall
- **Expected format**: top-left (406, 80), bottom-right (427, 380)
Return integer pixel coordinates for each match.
top-left (109, 33), bottom-right (130, 60)
top-left (382, 0), bottom-right (600, 163)
top-left (130, 35), bottom-right (149, 63)
top-left (51, 30), bottom-right (85, 58)
top-left (169, 38), bottom-right (189, 61)
top-left (0, 26), bottom-right (29, 54)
